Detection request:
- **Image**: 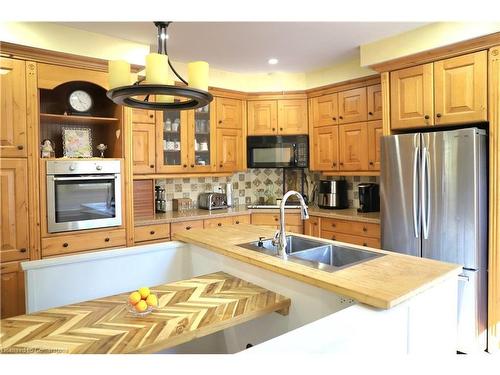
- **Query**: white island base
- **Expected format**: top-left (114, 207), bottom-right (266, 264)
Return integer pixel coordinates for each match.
top-left (21, 241), bottom-right (458, 355)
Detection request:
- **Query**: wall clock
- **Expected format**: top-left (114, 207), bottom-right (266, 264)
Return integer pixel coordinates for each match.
top-left (68, 90), bottom-right (93, 115)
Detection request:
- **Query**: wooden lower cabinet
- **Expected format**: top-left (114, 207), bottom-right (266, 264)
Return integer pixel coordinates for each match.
top-left (319, 217), bottom-right (380, 248)
top-left (321, 230), bottom-right (380, 248)
top-left (251, 213), bottom-right (303, 234)
top-left (41, 229), bottom-right (126, 257)
top-left (134, 224), bottom-right (170, 243)
top-left (204, 217), bottom-right (233, 229)
top-left (170, 220), bottom-right (204, 236)
top-left (304, 216), bottom-right (320, 237)
top-left (1, 261), bottom-right (25, 319)
top-left (232, 215), bottom-right (250, 225)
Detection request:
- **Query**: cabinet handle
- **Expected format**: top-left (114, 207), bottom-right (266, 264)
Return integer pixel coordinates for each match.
top-left (186, 226), bottom-right (192, 230)
top-left (339, 116), bottom-right (343, 120)
top-left (280, 127), bottom-right (283, 131)
top-left (331, 223), bottom-right (336, 227)
top-left (219, 164), bottom-right (223, 168)
top-left (183, 164), bottom-right (187, 168)
top-left (272, 128), bottom-right (276, 131)
top-left (218, 120), bottom-right (223, 124)
top-left (339, 162), bottom-right (344, 166)
top-left (436, 113), bottom-right (442, 118)
top-left (332, 162), bottom-right (337, 167)
top-left (424, 115), bottom-right (430, 120)
top-left (332, 117), bottom-right (336, 121)
top-left (217, 223), bottom-right (222, 227)
top-left (368, 111), bottom-right (373, 116)
top-left (235, 221), bottom-right (240, 224)
top-left (19, 248), bottom-right (27, 253)
top-left (149, 114), bottom-right (154, 118)
top-left (363, 227), bottom-right (367, 232)
top-left (150, 230), bottom-right (155, 235)
top-left (274, 217), bottom-right (279, 221)
top-left (363, 242), bottom-right (368, 246)
top-left (17, 145), bottom-right (24, 150)
top-left (332, 235), bottom-right (336, 240)
top-left (63, 243), bottom-right (69, 248)
top-left (369, 161), bottom-right (374, 165)
top-left (150, 164), bottom-right (155, 168)
top-left (104, 237), bottom-right (110, 242)
top-left (190, 164), bottom-right (195, 168)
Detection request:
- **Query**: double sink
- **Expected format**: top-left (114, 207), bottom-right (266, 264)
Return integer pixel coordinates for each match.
top-left (238, 235), bottom-right (384, 272)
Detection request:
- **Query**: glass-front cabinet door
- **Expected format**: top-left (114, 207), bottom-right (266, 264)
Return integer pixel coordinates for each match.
top-left (155, 108), bottom-right (189, 173)
top-left (187, 101), bottom-right (216, 172)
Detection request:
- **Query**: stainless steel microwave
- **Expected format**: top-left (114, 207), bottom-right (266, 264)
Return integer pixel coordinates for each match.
top-left (247, 135), bottom-right (308, 168)
top-left (46, 160), bottom-right (122, 233)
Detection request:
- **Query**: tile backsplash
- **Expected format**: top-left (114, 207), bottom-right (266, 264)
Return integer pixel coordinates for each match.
top-left (155, 169), bottom-right (379, 211)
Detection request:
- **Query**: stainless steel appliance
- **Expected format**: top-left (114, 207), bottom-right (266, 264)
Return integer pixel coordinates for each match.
top-left (380, 127), bottom-right (487, 353)
top-left (46, 160), bottom-right (122, 233)
top-left (318, 180), bottom-right (348, 209)
top-left (247, 135), bottom-right (308, 168)
top-left (155, 185), bottom-right (166, 213)
top-left (357, 183), bottom-right (379, 212)
top-left (198, 192), bottom-right (227, 210)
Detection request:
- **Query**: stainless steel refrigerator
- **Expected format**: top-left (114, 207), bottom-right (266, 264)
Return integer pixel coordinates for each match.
top-left (380, 127), bottom-right (487, 353)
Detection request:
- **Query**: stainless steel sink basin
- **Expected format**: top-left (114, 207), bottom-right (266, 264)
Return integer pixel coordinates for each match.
top-left (237, 235), bottom-right (384, 272)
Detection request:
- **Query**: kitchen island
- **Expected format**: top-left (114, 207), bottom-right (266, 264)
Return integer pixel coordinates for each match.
top-left (9, 225), bottom-right (461, 354)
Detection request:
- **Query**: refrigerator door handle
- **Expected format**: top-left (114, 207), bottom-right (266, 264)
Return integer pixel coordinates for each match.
top-left (412, 145), bottom-right (420, 238)
top-left (458, 274), bottom-right (470, 282)
top-left (422, 147), bottom-right (430, 239)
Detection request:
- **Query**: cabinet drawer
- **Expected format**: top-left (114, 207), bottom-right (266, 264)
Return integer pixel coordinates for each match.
top-left (232, 215), bottom-right (250, 225)
top-left (204, 217), bottom-right (233, 229)
top-left (321, 218), bottom-right (380, 238)
top-left (321, 230), bottom-right (381, 248)
top-left (251, 213), bottom-right (302, 226)
top-left (41, 229), bottom-right (126, 257)
top-left (134, 224), bottom-right (170, 243)
top-left (171, 220), bottom-right (204, 235)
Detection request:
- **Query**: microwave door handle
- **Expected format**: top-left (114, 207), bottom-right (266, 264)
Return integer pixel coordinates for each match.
top-left (52, 175), bottom-right (117, 181)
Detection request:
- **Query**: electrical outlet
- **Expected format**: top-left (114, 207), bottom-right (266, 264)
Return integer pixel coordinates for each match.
top-left (339, 296), bottom-right (355, 305)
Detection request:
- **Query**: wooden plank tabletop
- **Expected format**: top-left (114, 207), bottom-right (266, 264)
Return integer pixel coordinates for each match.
top-left (0, 272), bottom-right (290, 354)
top-left (173, 224), bottom-right (461, 309)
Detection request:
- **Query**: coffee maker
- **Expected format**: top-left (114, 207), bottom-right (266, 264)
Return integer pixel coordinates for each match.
top-left (317, 180), bottom-right (348, 209)
top-left (357, 183), bottom-right (380, 212)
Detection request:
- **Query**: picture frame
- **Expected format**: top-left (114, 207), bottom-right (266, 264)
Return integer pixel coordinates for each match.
top-left (62, 127), bottom-right (93, 158)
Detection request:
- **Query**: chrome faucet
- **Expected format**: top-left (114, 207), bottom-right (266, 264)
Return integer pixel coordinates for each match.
top-left (273, 190), bottom-right (309, 259)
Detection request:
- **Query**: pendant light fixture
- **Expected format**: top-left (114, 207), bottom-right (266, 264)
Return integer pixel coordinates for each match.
top-left (106, 22), bottom-right (213, 110)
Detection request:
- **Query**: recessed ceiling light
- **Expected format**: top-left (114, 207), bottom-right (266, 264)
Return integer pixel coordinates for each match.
top-left (268, 58), bottom-right (279, 65)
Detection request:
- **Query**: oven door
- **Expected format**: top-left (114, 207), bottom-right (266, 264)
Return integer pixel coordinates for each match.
top-left (46, 174), bottom-right (122, 233)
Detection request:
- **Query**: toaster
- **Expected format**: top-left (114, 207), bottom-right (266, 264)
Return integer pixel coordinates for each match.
top-left (198, 192), bottom-right (227, 210)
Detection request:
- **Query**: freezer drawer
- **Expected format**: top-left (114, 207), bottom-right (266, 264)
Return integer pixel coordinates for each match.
top-left (457, 269), bottom-right (487, 353)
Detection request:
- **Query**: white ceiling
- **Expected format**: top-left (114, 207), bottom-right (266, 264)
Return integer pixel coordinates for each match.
top-left (58, 22), bottom-right (428, 73)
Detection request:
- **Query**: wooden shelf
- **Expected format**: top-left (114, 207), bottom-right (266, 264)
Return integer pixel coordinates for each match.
top-left (40, 113), bottom-right (119, 125)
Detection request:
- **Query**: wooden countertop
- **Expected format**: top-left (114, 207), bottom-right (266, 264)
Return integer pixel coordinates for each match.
top-left (135, 205), bottom-right (380, 226)
top-left (0, 272), bottom-right (290, 354)
top-left (173, 225), bottom-right (461, 310)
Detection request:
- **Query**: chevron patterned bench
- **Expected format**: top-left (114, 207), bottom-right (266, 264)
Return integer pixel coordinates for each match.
top-left (0, 271), bottom-right (290, 354)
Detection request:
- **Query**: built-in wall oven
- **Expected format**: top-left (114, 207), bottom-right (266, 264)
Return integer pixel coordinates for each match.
top-left (46, 160), bottom-right (122, 233)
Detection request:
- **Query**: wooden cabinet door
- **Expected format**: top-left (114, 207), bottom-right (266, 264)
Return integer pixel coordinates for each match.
top-left (0, 58), bottom-right (27, 158)
top-left (132, 108), bottom-right (155, 124)
top-left (216, 128), bottom-right (242, 172)
top-left (312, 126), bottom-right (339, 171)
top-left (132, 123), bottom-right (156, 174)
top-left (311, 94), bottom-right (338, 127)
top-left (339, 122), bottom-right (368, 171)
top-left (367, 84), bottom-right (383, 121)
top-left (304, 216), bottom-right (320, 237)
top-left (390, 63), bottom-right (434, 129)
top-left (338, 87), bottom-right (367, 124)
top-left (216, 97), bottom-right (242, 129)
top-left (434, 51), bottom-right (487, 125)
top-left (277, 99), bottom-right (308, 135)
top-left (1, 262), bottom-right (25, 319)
top-left (155, 110), bottom-right (189, 173)
top-left (0, 159), bottom-right (29, 262)
top-left (367, 120), bottom-right (383, 171)
top-left (247, 100), bottom-right (277, 135)
top-left (187, 101), bottom-right (216, 173)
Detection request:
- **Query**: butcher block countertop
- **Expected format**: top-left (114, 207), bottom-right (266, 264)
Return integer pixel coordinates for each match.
top-left (173, 225), bottom-right (460, 309)
top-left (135, 205), bottom-right (380, 226)
top-left (0, 272), bottom-right (290, 354)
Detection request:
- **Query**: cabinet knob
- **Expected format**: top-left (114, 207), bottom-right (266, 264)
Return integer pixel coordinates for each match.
top-left (363, 242), bottom-right (368, 246)
top-left (104, 237), bottom-right (110, 242)
top-left (280, 127), bottom-right (283, 131)
top-left (150, 164), bottom-right (155, 168)
top-left (339, 116), bottom-right (343, 120)
top-left (96, 165), bottom-right (103, 170)
top-left (218, 120), bottom-right (223, 124)
top-left (332, 223), bottom-right (336, 228)
top-left (332, 117), bottom-right (336, 121)
top-left (19, 248), bottom-right (27, 253)
top-left (368, 111), bottom-right (373, 116)
top-left (183, 164), bottom-right (187, 168)
top-left (332, 235), bottom-right (336, 240)
top-left (339, 162), bottom-right (344, 166)
top-left (186, 226), bottom-right (192, 230)
top-left (274, 217), bottom-right (279, 221)
top-left (190, 164), bottom-right (195, 168)
top-left (424, 115), bottom-right (430, 120)
top-left (369, 161), bottom-right (374, 165)
top-left (332, 162), bottom-right (337, 167)
top-left (149, 114), bottom-right (154, 118)
top-left (17, 145), bottom-right (24, 150)
top-left (436, 113), bottom-right (442, 118)
top-left (217, 223), bottom-right (222, 227)
top-left (363, 227), bottom-right (367, 232)
top-left (63, 243), bottom-right (69, 248)
top-left (219, 164), bottom-right (223, 168)
top-left (150, 230), bottom-right (155, 235)
top-left (235, 221), bottom-right (240, 224)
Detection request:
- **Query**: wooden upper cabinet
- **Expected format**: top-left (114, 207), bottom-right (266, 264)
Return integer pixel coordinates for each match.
top-left (132, 123), bottom-right (156, 174)
top-left (390, 63), bottom-right (434, 129)
top-left (312, 126), bottom-right (339, 171)
top-left (216, 128), bottom-right (242, 172)
top-left (338, 87), bottom-right (367, 124)
top-left (247, 100), bottom-right (277, 135)
top-left (339, 122), bottom-right (368, 171)
top-left (277, 99), bottom-right (308, 135)
top-left (311, 94), bottom-right (339, 127)
top-left (434, 51), bottom-right (487, 125)
top-left (132, 108), bottom-right (155, 124)
top-left (367, 84), bottom-right (383, 120)
top-left (0, 159), bottom-right (29, 263)
top-left (216, 97), bottom-right (242, 129)
top-left (367, 120), bottom-right (383, 171)
top-left (0, 58), bottom-right (27, 158)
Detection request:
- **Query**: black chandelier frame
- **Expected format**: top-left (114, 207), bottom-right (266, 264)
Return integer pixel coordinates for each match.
top-left (106, 22), bottom-right (213, 111)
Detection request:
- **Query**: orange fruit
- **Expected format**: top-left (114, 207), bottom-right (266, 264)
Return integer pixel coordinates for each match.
top-left (138, 287), bottom-right (150, 299)
top-left (135, 300), bottom-right (148, 313)
top-left (146, 294), bottom-right (158, 307)
top-left (128, 291), bottom-right (141, 305)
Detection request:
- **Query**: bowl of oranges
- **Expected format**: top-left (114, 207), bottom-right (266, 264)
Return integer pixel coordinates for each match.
top-left (126, 287), bottom-right (158, 317)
